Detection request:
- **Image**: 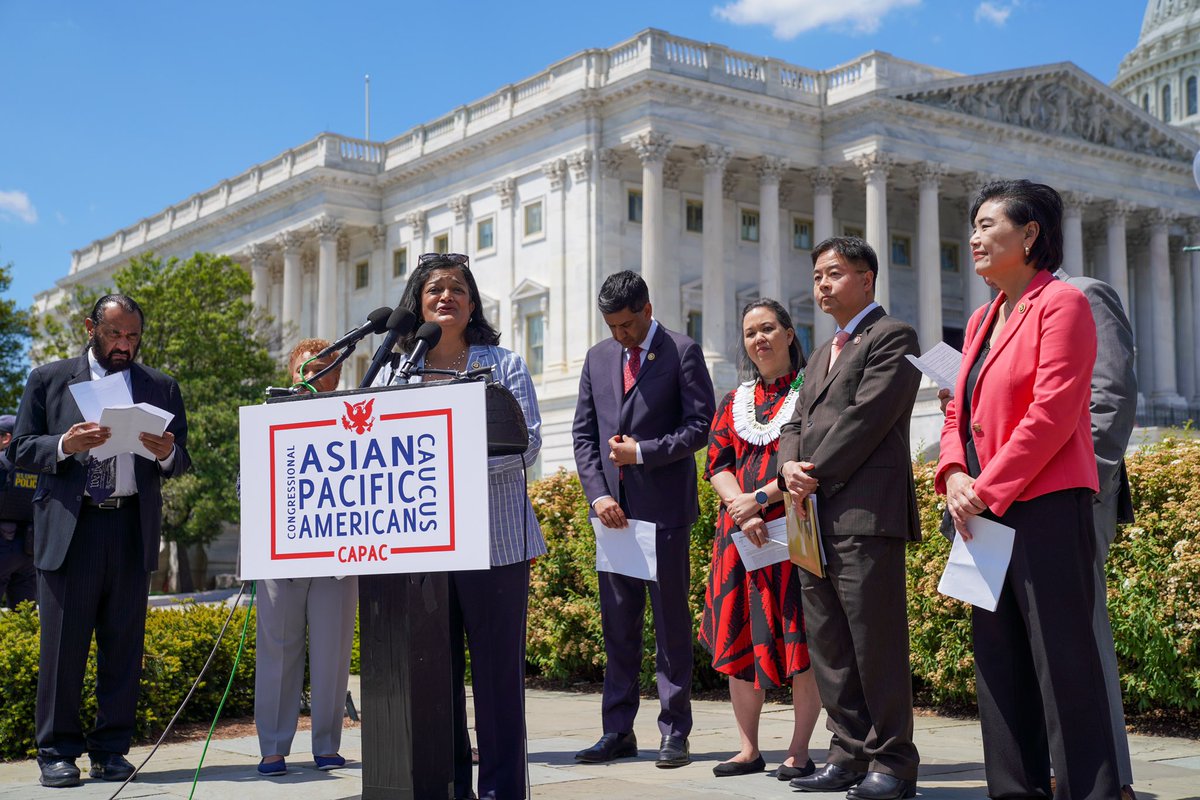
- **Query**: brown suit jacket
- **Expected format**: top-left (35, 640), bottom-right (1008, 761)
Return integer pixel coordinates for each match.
top-left (777, 305), bottom-right (922, 540)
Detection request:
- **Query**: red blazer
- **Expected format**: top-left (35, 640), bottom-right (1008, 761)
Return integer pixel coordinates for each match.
top-left (936, 270), bottom-right (1098, 516)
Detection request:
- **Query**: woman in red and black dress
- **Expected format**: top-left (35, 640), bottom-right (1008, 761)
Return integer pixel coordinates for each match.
top-left (700, 299), bottom-right (821, 780)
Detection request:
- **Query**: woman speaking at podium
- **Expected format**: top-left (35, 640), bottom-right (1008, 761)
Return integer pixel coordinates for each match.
top-left (386, 253), bottom-right (546, 800)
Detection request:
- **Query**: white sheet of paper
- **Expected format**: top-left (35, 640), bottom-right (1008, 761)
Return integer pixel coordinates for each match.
top-left (905, 342), bottom-right (964, 391)
top-left (592, 518), bottom-right (657, 581)
top-left (937, 515), bottom-right (1016, 611)
top-left (731, 516), bottom-right (790, 571)
top-left (90, 403), bottom-right (174, 460)
top-left (68, 372), bottom-right (133, 423)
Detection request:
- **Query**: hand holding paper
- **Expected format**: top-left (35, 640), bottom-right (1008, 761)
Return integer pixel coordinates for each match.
top-left (937, 515), bottom-right (1016, 611)
top-left (592, 518), bottom-right (657, 581)
top-left (91, 404), bottom-right (175, 461)
top-left (905, 341), bottom-right (964, 391)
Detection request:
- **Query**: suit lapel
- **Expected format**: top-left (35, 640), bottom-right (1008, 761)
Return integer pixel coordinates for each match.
top-left (809, 306), bottom-right (884, 409)
top-left (975, 270), bottom-right (1053, 390)
top-left (609, 341), bottom-right (625, 412)
top-left (130, 363), bottom-right (152, 404)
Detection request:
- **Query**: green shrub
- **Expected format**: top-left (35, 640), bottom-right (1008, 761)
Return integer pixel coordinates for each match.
top-left (0, 601), bottom-right (256, 762)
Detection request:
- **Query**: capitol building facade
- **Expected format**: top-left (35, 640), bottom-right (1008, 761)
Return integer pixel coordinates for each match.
top-left (39, 23), bottom-right (1200, 474)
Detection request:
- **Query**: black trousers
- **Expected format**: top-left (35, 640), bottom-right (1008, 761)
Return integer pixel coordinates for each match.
top-left (36, 504), bottom-right (148, 761)
top-left (973, 489), bottom-right (1120, 800)
top-left (798, 534), bottom-right (919, 779)
top-left (450, 560), bottom-right (530, 800)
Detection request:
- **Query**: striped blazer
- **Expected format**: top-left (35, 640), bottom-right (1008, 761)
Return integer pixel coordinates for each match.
top-left (382, 344), bottom-right (547, 566)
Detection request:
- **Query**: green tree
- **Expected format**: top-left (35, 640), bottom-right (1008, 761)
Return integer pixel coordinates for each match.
top-left (31, 252), bottom-right (282, 551)
top-left (0, 262), bottom-right (32, 413)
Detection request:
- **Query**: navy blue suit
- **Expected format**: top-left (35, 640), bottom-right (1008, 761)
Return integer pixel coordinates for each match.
top-left (572, 323), bottom-right (714, 737)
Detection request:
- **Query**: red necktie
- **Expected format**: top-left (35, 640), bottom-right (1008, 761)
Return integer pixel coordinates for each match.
top-left (827, 331), bottom-right (851, 375)
top-left (623, 346), bottom-right (642, 393)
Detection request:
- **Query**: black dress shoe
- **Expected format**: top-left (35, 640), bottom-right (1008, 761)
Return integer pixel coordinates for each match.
top-left (655, 734), bottom-right (690, 768)
top-left (789, 762), bottom-right (866, 792)
top-left (768, 757), bottom-right (816, 781)
top-left (574, 731), bottom-right (638, 763)
top-left (89, 753), bottom-right (136, 782)
top-left (38, 759), bottom-right (81, 788)
top-left (712, 754), bottom-right (765, 776)
top-left (847, 771), bottom-right (916, 800)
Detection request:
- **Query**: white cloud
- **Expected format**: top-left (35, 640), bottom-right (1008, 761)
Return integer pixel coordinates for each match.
top-left (713, 0), bottom-right (922, 39)
top-left (974, 1), bottom-right (1018, 26)
top-left (0, 190), bottom-right (37, 224)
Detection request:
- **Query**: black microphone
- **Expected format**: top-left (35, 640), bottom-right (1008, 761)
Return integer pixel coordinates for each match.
top-left (360, 307), bottom-right (418, 388)
top-left (316, 306), bottom-right (393, 358)
top-left (397, 322), bottom-right (444, 380)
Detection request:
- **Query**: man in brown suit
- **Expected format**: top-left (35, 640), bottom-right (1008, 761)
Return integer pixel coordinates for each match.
top-left (777, 237), bottom-right (921, 800)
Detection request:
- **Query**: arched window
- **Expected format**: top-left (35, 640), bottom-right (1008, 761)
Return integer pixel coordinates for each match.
top-left (1162, 84), bottom-right (1172, 122)
top-left (1143, 92), bottom-right (1151, 112)
top-left (1187, 76), bottom-right (1198, 117)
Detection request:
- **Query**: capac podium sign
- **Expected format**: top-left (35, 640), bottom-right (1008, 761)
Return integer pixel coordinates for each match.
top-left (238, 381), bottom-right (490, 579)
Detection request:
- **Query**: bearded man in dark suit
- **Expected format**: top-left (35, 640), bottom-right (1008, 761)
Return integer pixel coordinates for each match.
top-left (10, 294), bottom-right (190, 788)
top-left (572, 270), bottom-right (715, 769)
top-left (777, 237), bottom-right (921, 800)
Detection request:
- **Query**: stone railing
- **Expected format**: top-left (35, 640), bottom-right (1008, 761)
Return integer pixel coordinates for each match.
top-left (67, 29), bottom-right (955, 276)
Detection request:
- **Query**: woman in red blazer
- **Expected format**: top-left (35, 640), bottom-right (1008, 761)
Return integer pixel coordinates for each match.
top-left (936, 180), bottom-right (1120, 800)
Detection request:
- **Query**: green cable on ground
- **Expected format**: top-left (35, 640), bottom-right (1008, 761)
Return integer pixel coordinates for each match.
top-left (188, 582), bottom-right (256, 800)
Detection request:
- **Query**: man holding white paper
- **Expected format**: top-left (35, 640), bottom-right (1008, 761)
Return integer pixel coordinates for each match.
top-left (10, 294), bottom-right (189, 788)
top-left (572, 271), bottom-right (714, 768)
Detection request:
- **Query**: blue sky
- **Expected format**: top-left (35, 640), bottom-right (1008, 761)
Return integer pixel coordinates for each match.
top-left (0, 0), bottom-right (1149, 310)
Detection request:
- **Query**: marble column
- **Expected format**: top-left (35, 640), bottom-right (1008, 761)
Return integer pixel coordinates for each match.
top-left (313, 215), bottom-right (343, 339)
top-left (1062, 192), bottom-right (1090, 276)
top-left (449, 195), bottom-right (469, 255)
top-left (566, 150), bottom-right (594, 366)
top-left (756, 156), bottom-right (788, 300)
top-left (855, 152), bottom-right (894, 311)
top-left (247, 243), bottom-right (270, 312)
top-left (1174, 236), bottom-right (1196, 403)
top-left (632, 130), bottom-right (676, 329)
top-left (1149, 211), bottom-right (1184, 406)
top-left (277, 230), bottom-right (304, 336)
top-left (914, 163), bottom-right (946, 350)
top-left (1130, 231), bottom-right (1153, 402)
top-left (370, 224), bottom-right (388, 309)
top-left (811, 168), bottom-right (837, 346)
top-left (697, 144), bottom-right (732, 358)
top-left (961, 173), bottom-right (994, 315)
top-left (1105, 201), bottom-right (1134, 314)
top-left (542, 158), bottom-right (567, 372)
top-left (1190, 222), bottom-right (1200, 403)
top-left (598, 149), bottom-right (625, 342)
top-left (493, 178), bottom-right (517, 341)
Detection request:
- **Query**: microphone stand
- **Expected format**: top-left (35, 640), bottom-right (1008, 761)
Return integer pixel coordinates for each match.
top-left (263, 342), bottom-right (360, 398)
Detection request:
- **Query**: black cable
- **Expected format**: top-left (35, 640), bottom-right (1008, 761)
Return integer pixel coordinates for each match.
top-left (106, 581), bottom-right (250, 800)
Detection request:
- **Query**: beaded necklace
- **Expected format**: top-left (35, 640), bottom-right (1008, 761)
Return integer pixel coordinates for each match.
top-left (730, 372), bottom-right (804, 446)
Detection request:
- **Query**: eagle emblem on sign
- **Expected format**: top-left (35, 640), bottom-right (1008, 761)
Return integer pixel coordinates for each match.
top-left (341, 398), bottom-right (375, 435)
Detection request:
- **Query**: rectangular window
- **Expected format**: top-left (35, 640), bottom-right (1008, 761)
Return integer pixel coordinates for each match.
top-left (740, 209), bottom-right (760, 242)
top-left (525, 313), bottom-right (544, 375)
top-left (476, 217), bottom-right (495, 251)
top-left (1188, 76), bottom-right (1197, 116)
top-left (797, 325), bottom-right (814, 358)
top-left (940, 241), bottom-right (960, 273)
top-left (627, 190), bottom-right (643, 224)
top-left (792, 217), bottom-right (813, 250)
top-left (392, 247), bottom-right (408, 278)
top-left (843, 225), bottom-right (864, 239)
top-left (433, 233), bottom-right (450, 253)
top-left (686, 310), bottom-right (703, 343)
top-left (891, 235), bottom-right (912, 267)
top-left (524, 201), bottom-right (543, 237)
top-left (354, 260), bottom-right (369, 289)
top-left (685, 200), bottom-right (703, 233)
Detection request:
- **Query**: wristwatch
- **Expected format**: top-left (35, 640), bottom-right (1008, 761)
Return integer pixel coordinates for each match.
top-left (754, 489), bottom-right (769, 507)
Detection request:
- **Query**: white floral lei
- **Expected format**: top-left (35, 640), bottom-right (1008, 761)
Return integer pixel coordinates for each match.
top-left (730, 374), bottom-right (803, 446)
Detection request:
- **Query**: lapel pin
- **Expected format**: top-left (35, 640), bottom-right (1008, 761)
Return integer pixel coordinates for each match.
top-left (471, 361), bottom-right (481, 370)
top-left (1017, 302), bottom-right (1027, 314)
top-left (647, 352), bottom-right (656, 361)
top-left (853, 334), bottom-right (863, 345)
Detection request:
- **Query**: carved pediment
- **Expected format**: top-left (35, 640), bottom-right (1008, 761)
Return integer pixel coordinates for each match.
top-left (510, 278), bottom-right (548, 301)
top-left (896, 66), bottom-right (1196, 162)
